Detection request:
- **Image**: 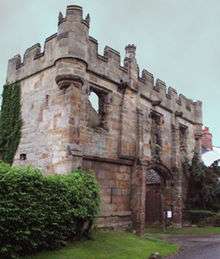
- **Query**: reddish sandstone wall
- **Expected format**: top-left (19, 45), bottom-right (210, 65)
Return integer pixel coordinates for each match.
top-left (82, 159), bottom-right (132, 229)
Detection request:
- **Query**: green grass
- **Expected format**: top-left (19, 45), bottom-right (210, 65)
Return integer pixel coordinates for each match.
top-left (23, 227), bottom-right (220, 259)
top-left (145, 226), bottom-right (220, 238)
top-left (24, 231), bottom-right (178, 259)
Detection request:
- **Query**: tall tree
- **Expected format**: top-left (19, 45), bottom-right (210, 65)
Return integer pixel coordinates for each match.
top-left (186, 153), bottom-right (219, 210)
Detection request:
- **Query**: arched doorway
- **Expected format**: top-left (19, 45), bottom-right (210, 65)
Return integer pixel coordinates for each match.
top-left (145, 169), bottom-right (162, 225)
top-left (145, 164), bottom-right (173, 226)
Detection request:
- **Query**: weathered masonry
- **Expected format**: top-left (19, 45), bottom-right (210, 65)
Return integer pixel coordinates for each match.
top-left (6, 5), bottom-right (203, 234)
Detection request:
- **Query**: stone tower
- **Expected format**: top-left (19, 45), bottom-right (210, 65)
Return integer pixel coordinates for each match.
top-left (6, 5), bottom-right (203, 233)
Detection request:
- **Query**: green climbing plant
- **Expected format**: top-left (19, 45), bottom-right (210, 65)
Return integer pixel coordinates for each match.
top-left (0, 82), bottom-right (22, 164)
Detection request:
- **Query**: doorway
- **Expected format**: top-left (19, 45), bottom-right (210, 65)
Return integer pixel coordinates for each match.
top-left (145, 184), bottom-right (162, 225)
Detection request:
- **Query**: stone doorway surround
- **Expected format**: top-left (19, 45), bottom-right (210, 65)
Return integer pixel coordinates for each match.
top-left (145, 166), bottom-right (172, 227)
top-left (131, 162), bottom-right (175, 234)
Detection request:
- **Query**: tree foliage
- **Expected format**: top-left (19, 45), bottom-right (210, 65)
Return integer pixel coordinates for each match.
top-left (0, 82), bottom-right (22, 164)
top-left (0, 163), bottom-right (100, 258)
top-left (186, 153), bottom-right (220, 211)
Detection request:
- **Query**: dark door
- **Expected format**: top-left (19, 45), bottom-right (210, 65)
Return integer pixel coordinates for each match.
top-left (145, 184), bottom-right (162, 225)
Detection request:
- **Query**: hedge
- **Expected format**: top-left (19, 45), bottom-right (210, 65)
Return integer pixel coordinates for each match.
top-left (200, 213), bottom-right (220, 227)
top-left (0, 162), bottom-right (100, 258)
top-left (209, 213), bottom-right (220, 227)
top-left (184, 209), bottom-right (216, 224)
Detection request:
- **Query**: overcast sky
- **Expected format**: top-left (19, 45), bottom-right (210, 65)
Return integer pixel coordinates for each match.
top-left (0, 0), bottom-right (219, 145)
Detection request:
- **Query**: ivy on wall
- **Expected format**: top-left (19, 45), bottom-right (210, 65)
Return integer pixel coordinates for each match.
top-left (0, 82), bottom-right (22, 164)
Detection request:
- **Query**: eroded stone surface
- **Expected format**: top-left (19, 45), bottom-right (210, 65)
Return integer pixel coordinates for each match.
top-left (6, 5), bottom-right (203, 233)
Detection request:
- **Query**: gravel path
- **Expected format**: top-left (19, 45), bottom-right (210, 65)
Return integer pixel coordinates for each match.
top-left (165, 235), bottom-right (220, 259)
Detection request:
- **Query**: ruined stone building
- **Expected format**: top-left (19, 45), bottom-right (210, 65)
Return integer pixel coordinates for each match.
top-left (6, 5), bottom-right (203, 233)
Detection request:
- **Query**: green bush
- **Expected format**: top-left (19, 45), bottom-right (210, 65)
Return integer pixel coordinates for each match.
top-left (0, 162), bottom-right (100, 258)
top-left (184, 209), bottom-right (216, 224)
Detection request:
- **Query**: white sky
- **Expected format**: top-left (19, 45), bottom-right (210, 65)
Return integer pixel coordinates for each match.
top-left (0, 0), bottom-right (220, 145)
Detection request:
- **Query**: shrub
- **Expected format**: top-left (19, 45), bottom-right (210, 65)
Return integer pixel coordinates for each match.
top-left (211, 213), bottom-right (220, 226)
top-left (184, 209), bottom-right (216, 224)
top-left (201, 213), bottom-right (220, 227)
top-left (0, 162), bottom-right (100, 258)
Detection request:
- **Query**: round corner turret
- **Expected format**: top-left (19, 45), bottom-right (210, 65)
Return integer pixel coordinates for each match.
top-left (56, 5), bottom-right (90, 64)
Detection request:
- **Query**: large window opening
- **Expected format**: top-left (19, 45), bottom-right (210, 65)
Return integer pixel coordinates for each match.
top-left (87, 87), bottom-right (107, 129)
top-left (179, 124), bottom-right (188, 156)
top-left (89, 91), bottom-right (99, 113)
top-left (150, 111), bottom-right (162, 160)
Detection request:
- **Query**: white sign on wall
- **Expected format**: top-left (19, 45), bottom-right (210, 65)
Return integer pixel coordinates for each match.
top-left (167, 211), bottom-right (172, 218)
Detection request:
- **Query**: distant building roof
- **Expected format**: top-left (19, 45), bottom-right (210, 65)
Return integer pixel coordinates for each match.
top-left (201, 127), bottom-right (213, 151)
top-left (201, 127), bottom-right (220, 166)
top-left (202, 146), bottom-right (220, 167)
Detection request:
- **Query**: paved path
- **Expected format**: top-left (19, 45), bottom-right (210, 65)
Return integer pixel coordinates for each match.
top-left (165, 235), bottom-right (220, 259)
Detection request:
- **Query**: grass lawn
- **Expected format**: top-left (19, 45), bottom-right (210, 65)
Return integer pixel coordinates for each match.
top-left (25, 231), bottom-right (178, 259)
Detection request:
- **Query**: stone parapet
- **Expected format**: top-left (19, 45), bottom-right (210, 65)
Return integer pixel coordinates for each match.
top-left (6, 6), bottom-right (202, 126)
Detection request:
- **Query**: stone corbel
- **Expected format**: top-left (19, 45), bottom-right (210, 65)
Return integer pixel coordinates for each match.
top-left (175, 111), bottom-right (183, 117)
top-left (67, 144), bottom-right (83, 158)
top-left (55, 74), bottom-right (84, 90)
top-left (152, 100), bottom-right (161, 107)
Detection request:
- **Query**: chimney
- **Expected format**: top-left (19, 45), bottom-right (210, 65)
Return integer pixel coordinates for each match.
top-left (201, 127), bottom-right (213, 151)
top-left (124, 44), bottom-right (139, 89)
top-left (125, 44), bottom-right (136, 60)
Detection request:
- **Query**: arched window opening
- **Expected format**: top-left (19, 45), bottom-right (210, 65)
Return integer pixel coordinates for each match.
top-left (150, 111), bottom-right (162, 160)
top-left (87, 87), bottom-right (107, 129)
top-left (89, 91), bottom-right (99, 113)
top-left (179, 124), bottom-right (188, 155)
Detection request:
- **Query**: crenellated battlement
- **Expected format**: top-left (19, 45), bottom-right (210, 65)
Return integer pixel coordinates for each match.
top-left (138, 66), bottom-right (201, 121)
top-left (24, 43), bottom-right (41, 63)
top-left (6, 4), bottom-right (202, 124)
top-left (7, 32), bottom-right (58, 81)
